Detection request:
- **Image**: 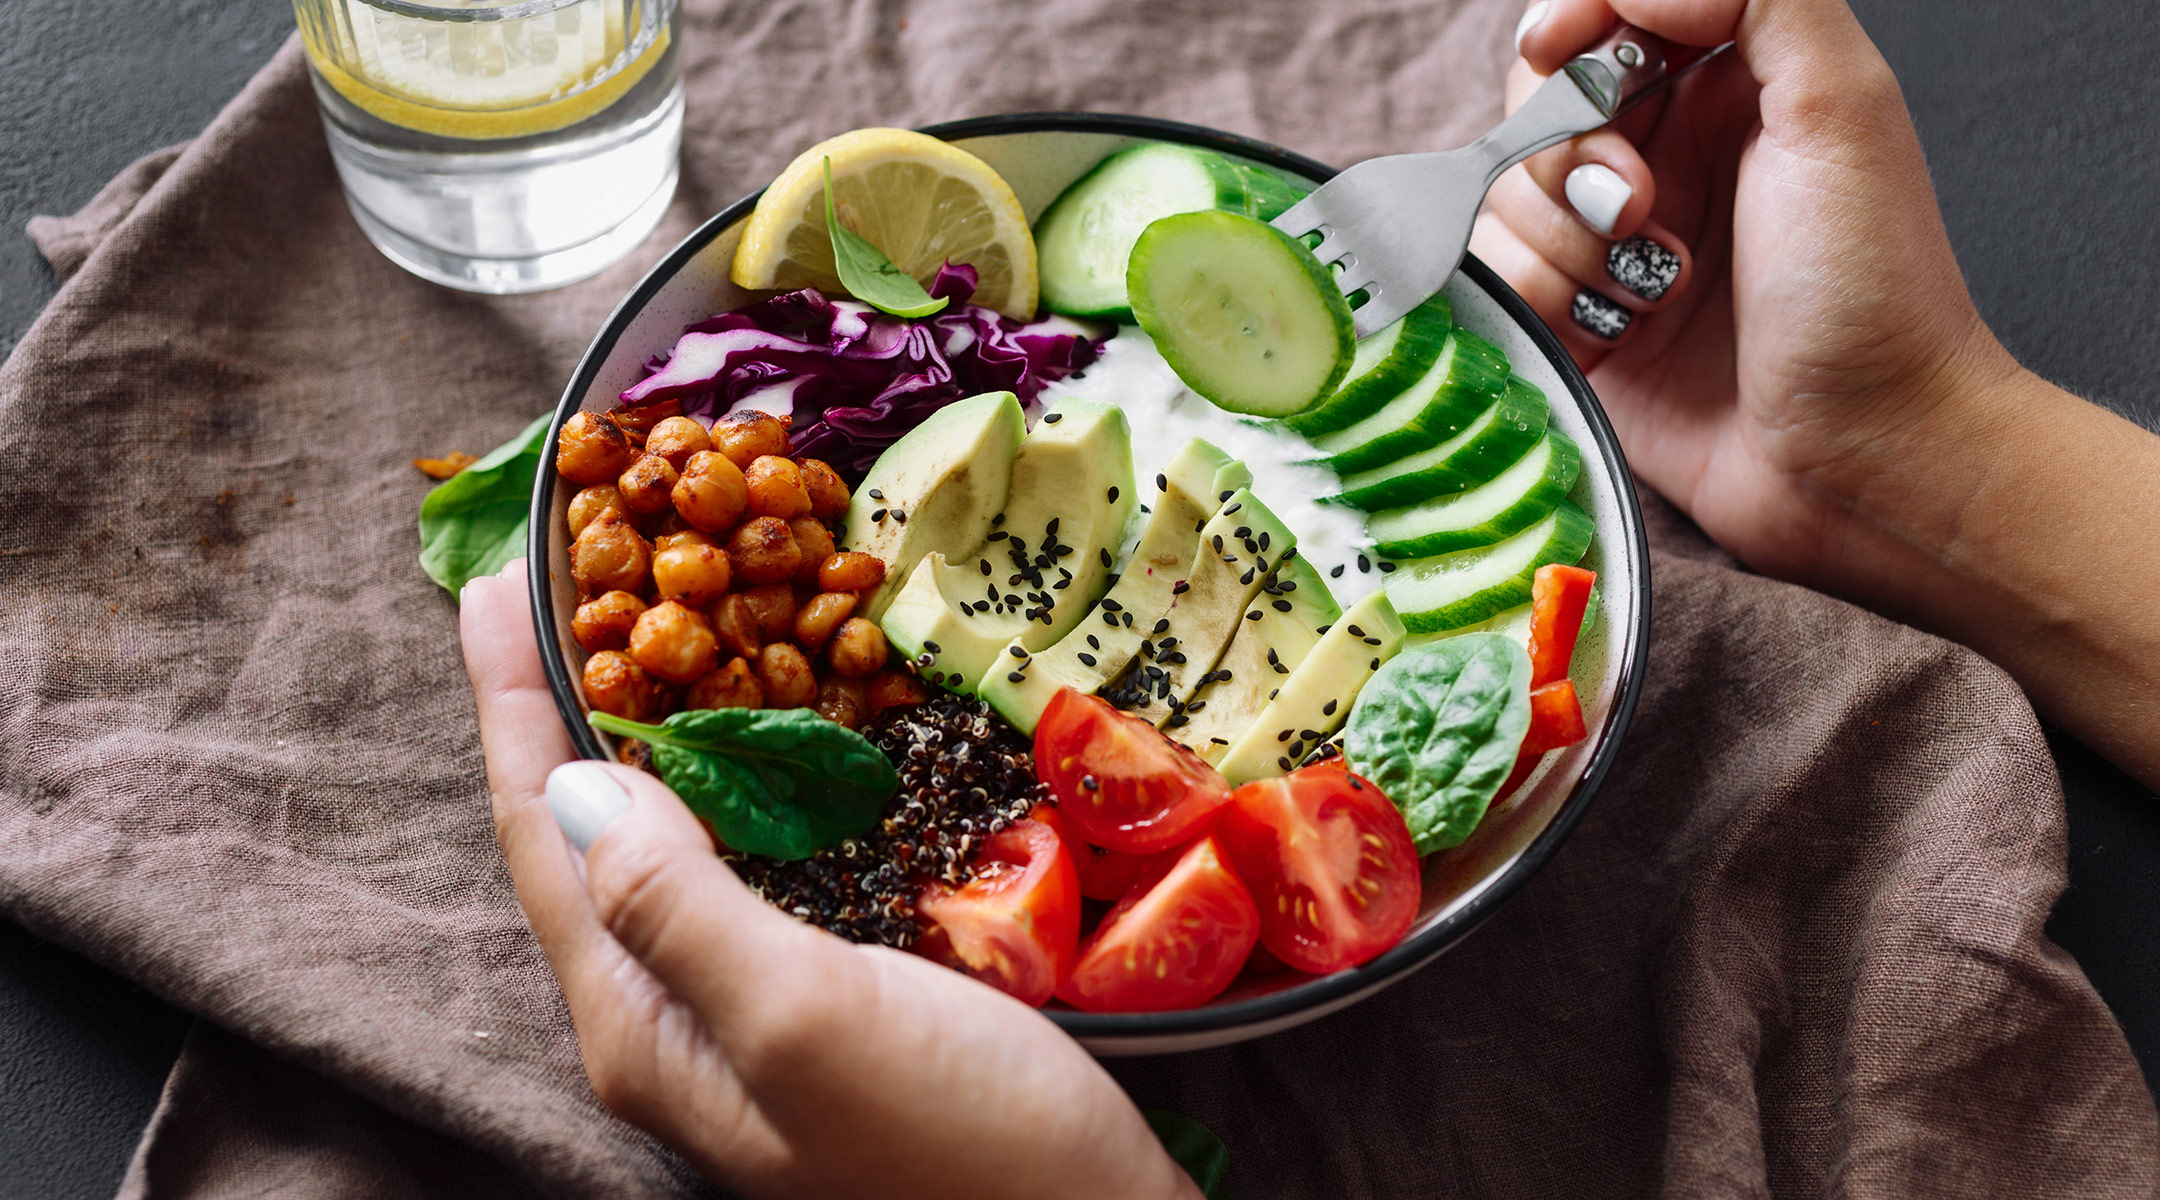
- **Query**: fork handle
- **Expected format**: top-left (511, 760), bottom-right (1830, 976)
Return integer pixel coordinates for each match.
top-left (1562, 24), bottom-right (1685, 119)
top-left (1465, 23), bottom-right (1717, 188)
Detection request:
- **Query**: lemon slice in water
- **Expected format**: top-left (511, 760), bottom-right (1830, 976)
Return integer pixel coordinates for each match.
top-left (732, 128), bottom-right (1039, 321)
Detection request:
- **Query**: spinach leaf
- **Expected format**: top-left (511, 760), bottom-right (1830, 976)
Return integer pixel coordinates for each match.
top-left (417, 411), bottom-right (550, 597)
top-left (589, 707), bottom-right (897, 860)
top-left (1343, 632), bottom-right (1531, 854)
top-left (823, 157), bottom-right (950, 319)
top-left (1144, 1109), bottom-right (1232, 1198)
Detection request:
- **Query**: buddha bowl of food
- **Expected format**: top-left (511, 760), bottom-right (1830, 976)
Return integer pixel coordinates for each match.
top-left (530, 114), bottom-right (1650, 1054)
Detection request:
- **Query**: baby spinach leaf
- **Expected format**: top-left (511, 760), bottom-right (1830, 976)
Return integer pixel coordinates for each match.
top-left (589, 707), bottom-right (897, 860)
top-left (417, 411), bottom-right (551, 597)
top-left (823, 157), bottom-right (950, 319)
top-left (1343, 632), bottom-right (1531, 854)
top-left (1144, 1110), bottom-right (1232, 1198)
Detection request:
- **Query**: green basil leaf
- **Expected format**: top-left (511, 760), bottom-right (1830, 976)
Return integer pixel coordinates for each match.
top-left (416, 411), bottom-right (551, 597)
top-left (1144, 1110), bottom-right (1232, 1198)
top-left (823, 157), bottom-right (950, 319)
top-left (589, 707), bottom-right (897, 860)
top-left (1343, 632), bottom-right (1531, 854)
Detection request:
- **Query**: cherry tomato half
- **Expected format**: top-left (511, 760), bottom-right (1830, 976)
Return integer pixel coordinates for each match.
top-left (914, 818), bottom-right (1079, 1007)
top-left (1056, 834), bottom-right (1258, 1013)
top-left (1034, 688), bottom-right (1233, 854)
top-left (1027, 803), bottom-right (1163, 903)
top-left (1215, 765), bottom-right (1421, 975)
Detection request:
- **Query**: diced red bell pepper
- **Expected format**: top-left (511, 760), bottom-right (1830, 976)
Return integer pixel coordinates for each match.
top-left (1525, 565), bottom-right (1596, 689)
top-left (1521, 679), bottom-right (1587, 755)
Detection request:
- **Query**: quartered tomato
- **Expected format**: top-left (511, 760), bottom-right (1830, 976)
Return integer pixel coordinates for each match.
top-left (1215, 765), bottom-right (1421, 975)
top-left (1056, 834), bottom-right (1258, 1013)
top-left (913, 818), bottom-right (1079, 1007)
top-left (1033, 688), bottom-right (1232, 854)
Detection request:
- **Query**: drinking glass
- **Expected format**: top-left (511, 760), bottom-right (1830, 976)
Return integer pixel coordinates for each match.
top-left (295, 0), bottom-right (683, 293)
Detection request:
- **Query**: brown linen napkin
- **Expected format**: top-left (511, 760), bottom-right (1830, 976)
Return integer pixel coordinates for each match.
top-left (4, 2), bottom-right (2153, 1197)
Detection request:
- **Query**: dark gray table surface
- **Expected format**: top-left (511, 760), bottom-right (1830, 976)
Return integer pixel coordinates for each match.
top-left (2, 2), bottom-right (2154, 1197)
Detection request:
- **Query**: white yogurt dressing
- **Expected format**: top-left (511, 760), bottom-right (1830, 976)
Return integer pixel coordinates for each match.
top-left (1038, 327), bottom-right (1382, 608)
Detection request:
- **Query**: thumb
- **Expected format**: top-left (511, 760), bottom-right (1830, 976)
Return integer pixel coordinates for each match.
top-left (548, 761), bottom-right (841, 1046)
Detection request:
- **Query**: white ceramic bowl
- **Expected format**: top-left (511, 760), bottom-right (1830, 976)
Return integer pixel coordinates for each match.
top-left (531, 114), bottom-right (1650, 1055)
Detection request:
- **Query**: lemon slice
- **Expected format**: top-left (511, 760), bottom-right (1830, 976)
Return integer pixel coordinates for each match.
top-left (732, 128), bottom-right (1039, 321)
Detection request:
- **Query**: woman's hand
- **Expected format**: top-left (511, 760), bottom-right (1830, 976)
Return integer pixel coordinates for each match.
top-left (461, 559), bottom-right (1200, 1200)
top-left (1478, 0), bottom-right (2160, 789)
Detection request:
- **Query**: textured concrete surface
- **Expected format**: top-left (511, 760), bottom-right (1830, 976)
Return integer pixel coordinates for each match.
top-left (0, 1), bottom-right (2153, 1198)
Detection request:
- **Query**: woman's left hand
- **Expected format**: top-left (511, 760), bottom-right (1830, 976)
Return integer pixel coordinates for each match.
top-left (461, 558), bottom-right (1199, 1200)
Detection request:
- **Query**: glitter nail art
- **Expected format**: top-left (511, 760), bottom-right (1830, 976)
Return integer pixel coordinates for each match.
top-left (1573, 291), bottom-right (1631, 340)
top-left (1607, 236), bottom-right (1681, 300)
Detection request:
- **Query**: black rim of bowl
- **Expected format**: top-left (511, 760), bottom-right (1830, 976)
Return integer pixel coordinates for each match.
top-left (529, 111), bottom-right (1652, 1041)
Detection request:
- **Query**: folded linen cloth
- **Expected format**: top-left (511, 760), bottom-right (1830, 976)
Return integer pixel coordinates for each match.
top-left (4, 2), bottom-right (2153, 1196)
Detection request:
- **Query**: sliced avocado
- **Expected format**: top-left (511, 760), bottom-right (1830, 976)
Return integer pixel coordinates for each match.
top-left (845, 391), bottom-right (1026, 620)
top-left (1172, 554), bottom-right (1340, 760)
top-left (1102, 487), bottom-right (1296, 726)
top-left (1215, 590), bottom-right (1408, 785)
top-left (980, 438), bottom-right (1246, 733)
top-left (877, 399), bottom-right (1135, 693)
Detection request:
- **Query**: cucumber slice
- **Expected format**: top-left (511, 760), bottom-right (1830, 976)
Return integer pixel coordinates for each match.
top-left (1367, 433), bottom-right (1580, 558)
top-left (1383, 501), bottom-right (1594, 634)
top-left (1035, 144), bottom-right (1309, 322)
top-left (1310, 329), bottom-right (1510, 475)
top-left (1281, 295), bottom-right (1454, 437)
top-left (1128, 210), bottom-right (1355, 418)
top-left (1332, 376), bottom-right (1550, 511)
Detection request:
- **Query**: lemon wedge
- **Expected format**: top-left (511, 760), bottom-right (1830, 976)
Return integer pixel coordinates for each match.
top-left (732, 129), bottom-right (1039, 321)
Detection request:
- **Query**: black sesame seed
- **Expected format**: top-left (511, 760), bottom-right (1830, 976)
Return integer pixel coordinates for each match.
top-left (992, 512), bottom-right (1006, 526)
top-left (1224, 502), bottom-right (1241, 515)
top-left (1246, 609), bottom-right (1263, 621)
top-left (1330, 564), bottom-right (1345, 578)
top-left (1008, 671), bottom-right (1026, 683)
top-left (1086, 634), bottom-right (1100, 649)
top-left (1008, 645), bottom-right (1028, 658)
top-left (1044, 411), bottom-right (1063, 423)
top-left (1277, 729), bottom-right (1293, 742)
top-left (1322, 699), bottom-right (1339, 716)
top-left (1358, 554), bottom-right (1371, 572)
top-left (1211, 534), bottom-right (1225, 553)
top-left (1370, 657), bottom-right (1382, 670)
top-left (1122, 612), bottom-right (1135, 628)
top-left (1081, 775), bottom-right (1099, 791)
top-left (1240, 568), bottom-right (1256, 585)
top-left (1378, 561), bottom-right (1396, 573)
top-left (1316, 624), bottom-right (1332, 636)
top-left (1156, 473), bottom-right (1168, 492)
top-left (1152, 618), bottom-right (1170, 634)
top-left (1172, 580), bottom-right (1190, 595)
top-left (1186, 700), bottom-right (1207, 713)
top-left (1258, 531), bottom-right (1271, 551)
top-left (1099, 547), bottom-right (1113, 568)
top-left (868, 488), bottom-right (885, 500)
top-left (1278, 756), bottom-right (1294, 772)
top-left (923, 640), bottom-right (942, 654)
top-left (987, 529), bottom-right (1009, 541)
top-left (1234, 526), bottom-right (1251, 540)
top-left (893, 510), bottom-right (907, 524)
top-left (871, 508), bottom-right (888, 522)
top-left (1219, 490), bottom-right (1234, 503)
top-left (1363, 636), bottom-right (1383, 645)
top-left (1107, 486), bottom-right (1120, 503)
top-left (1273, 599), bottom-right (1292, 612)
top-left (1077, 652), bottom-right (1097, 667)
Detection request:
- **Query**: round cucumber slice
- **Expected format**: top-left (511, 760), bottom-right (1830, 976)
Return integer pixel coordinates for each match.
top-left (1382, 501), bottom-right (1595, 635)
top-left (1035, 143), bottom-right (1309, 323)
top-left (1128, 210), bottom-right (1356, 418)
top-left (1283, 294), bottom-right (1454, 437)
top-left (1332, 376), bottom-right (1551, 511)
top-left (1367, 432), bottom-right (1581, 558)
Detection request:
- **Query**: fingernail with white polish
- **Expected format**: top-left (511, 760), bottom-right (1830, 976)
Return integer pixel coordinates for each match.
top-left (546, 762), bottom-right (630, 851)
top-left (1515, 2), bottom-right (1551, 53)
top-left (1564, 164), bottom-right (1631, 236)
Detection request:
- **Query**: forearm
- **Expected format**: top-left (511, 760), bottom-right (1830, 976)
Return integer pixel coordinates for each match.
top-left (1816, 356), bottom-right (2160, 791)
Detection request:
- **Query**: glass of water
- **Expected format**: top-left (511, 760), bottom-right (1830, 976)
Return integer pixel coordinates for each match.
top-left (295, 0), bottom-right (683, 293)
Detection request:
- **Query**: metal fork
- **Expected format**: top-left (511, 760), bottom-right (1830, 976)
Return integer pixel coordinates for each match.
top-left (1273, 25), bottom-right (1729, 337)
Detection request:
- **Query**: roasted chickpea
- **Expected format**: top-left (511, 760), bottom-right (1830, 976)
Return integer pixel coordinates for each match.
top-left (567, 485), bottom-right (623, 537)
top-left (740, 583), bottom-right (796, 640)
top-left (570, 510), bottom-right (650, 596)
top-left (582, 650), bottom-right (659, 720)
top-left (614, 454), bottom-right (680, 515)
top-left (756, 642), bottom-right (816, 708)
top-left (572, 590), bottom-right (647, 652)
top-left (628, 600), bottom-right (721, 686)
top-left (788, 517), bottom-right (836, 585)
top-left (865, 668), bottom-right (931, 713)
top-left (798, 458), bottom-right (850, 519)
top-left (610, 398), bottom-right (681, 439)
top-left (727, 515), bottom-right (803, 585)
top-left (645, 415), bottom-right (711, 467)
top-left (826, 617), bottom-right (888, 677)
top-left (671, 450), bottom-right (749, 533)
top-left (793, 591), bottom-right (857, 651)
top-left (814, 680), bottom-right (864, 730)
top-left (687, 656), bottom-right (763, 710)
top-left (744, 455), bottom-right (813, 519)
top-left (714, 410), bottom-right (790, 468)
top-left (710, 593), bottom-right (764, 659)
top-left (652, 540), bottom-right (732, 607)
top-left (556, 411), bottom-right (635, 486)
top-left (817, 551), bottom-right (887, 593)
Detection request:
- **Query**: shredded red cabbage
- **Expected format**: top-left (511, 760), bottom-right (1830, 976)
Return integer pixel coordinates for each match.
top-left (619, 264), bottom-right (1105, 476)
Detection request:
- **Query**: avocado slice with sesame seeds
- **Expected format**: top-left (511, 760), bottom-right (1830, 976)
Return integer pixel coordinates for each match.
top-left (846, 391), bottom-right (1027, 621)
top-left (878, 398), bottom-right (1135, 695)
top-left (1105, 487), bottom-right (1297, 727)
top-left (1215, 590), bottom-right (1407, 785)
top-left (980, 438), bottom-right (1248, 734)
top-left (1170, 553), bottom-right (1340, 761)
